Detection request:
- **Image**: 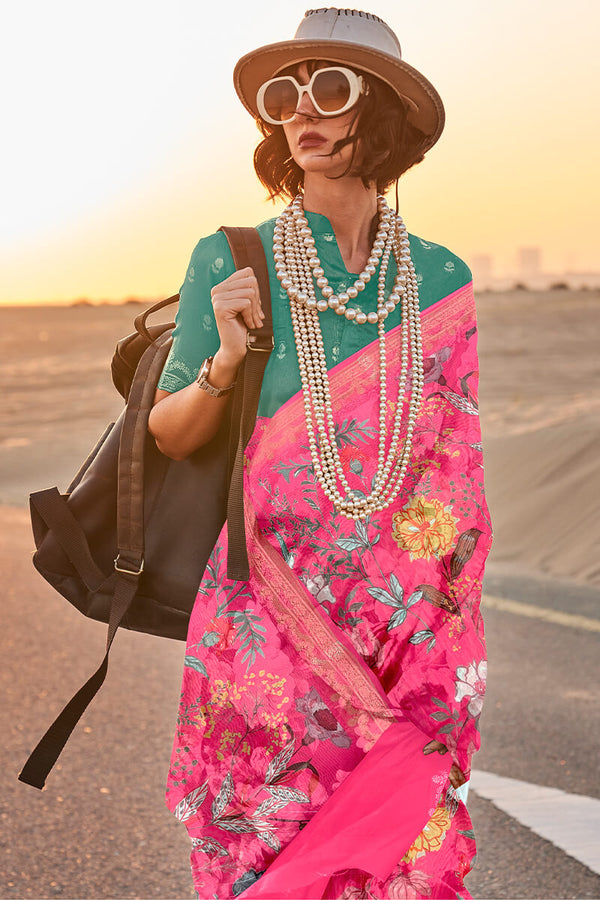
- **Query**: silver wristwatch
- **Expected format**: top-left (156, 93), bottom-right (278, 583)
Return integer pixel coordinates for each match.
top-left (196, 356), bottom-right (236, 397)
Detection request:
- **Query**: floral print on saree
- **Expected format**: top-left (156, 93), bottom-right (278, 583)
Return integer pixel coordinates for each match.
top-left (166, 282), bottom-right (491, 899)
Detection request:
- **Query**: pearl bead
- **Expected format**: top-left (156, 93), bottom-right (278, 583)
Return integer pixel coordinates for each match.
top-left (355, 311), bottom-right (368, 325)
top-left (367, 311), bottom-right (378, 324)
top-left (345, 307), bottom-right (357, 320)
top-left (316, 299), bottom-right (329, 312)
top-left (347, 285), bottom-right (358, 299)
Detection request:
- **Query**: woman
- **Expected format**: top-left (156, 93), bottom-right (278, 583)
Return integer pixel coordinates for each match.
top-left (149, 8), bottom-right (491, 899)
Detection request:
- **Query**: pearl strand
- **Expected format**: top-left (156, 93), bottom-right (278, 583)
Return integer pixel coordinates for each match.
top-left (275, 194), bottom-right (423, 519)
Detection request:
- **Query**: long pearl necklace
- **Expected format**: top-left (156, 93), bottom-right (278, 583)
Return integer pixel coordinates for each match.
top-left (273, 194), bottom-right (424, 520)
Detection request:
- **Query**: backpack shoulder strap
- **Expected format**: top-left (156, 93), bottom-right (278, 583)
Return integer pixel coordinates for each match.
top-left (219, 226), bottom-right (273, 350)
top-left (18, 335), bottom-right (173, 790)
top-left (219, 226), bottom-right (274, 582)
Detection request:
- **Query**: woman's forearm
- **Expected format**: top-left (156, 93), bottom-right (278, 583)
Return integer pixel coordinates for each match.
top-left (148, 350), bottom-right (242, 460)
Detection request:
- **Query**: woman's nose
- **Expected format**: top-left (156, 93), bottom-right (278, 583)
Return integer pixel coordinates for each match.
top-left (295, 89), bottom-right (318, 119)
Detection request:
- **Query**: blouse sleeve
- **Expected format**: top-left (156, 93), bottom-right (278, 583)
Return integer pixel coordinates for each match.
top-left (157, 231), bottom-right (236, 393)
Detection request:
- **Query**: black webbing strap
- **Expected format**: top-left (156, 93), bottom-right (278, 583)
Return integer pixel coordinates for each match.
top-left (18, 570), bottom-right (138, 789)
top-left (19, 334), bottom-right (173, 790)
top-left (219, 226), bottom-right (273, 582)
top-left (30, 488), bottom-right (106, 591)
top-left (115, 331), bottom-right (173, 572)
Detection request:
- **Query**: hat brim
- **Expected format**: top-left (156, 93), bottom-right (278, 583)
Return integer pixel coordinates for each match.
top-left (233, 39), bottom-right (445, 151)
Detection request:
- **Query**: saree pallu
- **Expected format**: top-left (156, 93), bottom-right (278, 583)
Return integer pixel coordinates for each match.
top-left (166, 282), bottom-right (491, 899)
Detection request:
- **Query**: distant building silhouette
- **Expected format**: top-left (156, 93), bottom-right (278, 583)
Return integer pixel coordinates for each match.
top-left (517, 247), bottom-right (542, 281)
top-left (471, 254), bottom-right (493, 288)
top-left (465, 246), bottom-right (600, 290)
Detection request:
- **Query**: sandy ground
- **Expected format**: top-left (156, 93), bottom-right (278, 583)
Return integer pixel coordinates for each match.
top-left (475, 288), bottom-right (600, 587)
top-left (1, 288), bottom-right (599, 585)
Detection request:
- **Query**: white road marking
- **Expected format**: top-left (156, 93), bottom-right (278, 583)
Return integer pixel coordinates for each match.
top-left (470, 769), bottom-right (600, 875)
top-left (482, 593), bottom-right (600, 633)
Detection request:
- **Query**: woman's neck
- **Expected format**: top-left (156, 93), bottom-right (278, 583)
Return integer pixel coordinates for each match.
top-left (302, 176), bottom-right (378, 274)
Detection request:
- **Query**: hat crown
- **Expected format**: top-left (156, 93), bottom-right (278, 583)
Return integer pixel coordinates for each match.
top-left (294, 8), bottom-right (402, 60)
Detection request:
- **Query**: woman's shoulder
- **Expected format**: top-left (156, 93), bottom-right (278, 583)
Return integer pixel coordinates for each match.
top-left (185, 230), bottom-right (235, 280)
top-left (408, 234), bottom-right (472, 310)
top-left (184, 219), bottom-right (279, 279)
top-left (408, 233), bottom-right (472, 285)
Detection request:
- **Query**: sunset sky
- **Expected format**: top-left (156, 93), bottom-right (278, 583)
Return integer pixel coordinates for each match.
top-left (1, 0), bottom-right (598, 304)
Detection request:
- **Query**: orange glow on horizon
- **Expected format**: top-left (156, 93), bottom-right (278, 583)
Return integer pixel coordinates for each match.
top-left (1, 1), bottom-right (598, 304)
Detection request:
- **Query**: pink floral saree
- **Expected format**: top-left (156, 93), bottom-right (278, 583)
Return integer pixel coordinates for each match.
top-left (166, 281), bottom-right (491, 899)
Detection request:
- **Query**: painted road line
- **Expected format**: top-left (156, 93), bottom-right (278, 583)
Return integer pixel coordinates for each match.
top-left (482, 594), bottom-right (600, 633)
top-left (471, 770), bottom-right (600, 876)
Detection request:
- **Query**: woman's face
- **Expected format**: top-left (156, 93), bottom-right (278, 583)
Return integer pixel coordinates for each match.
top-left (281, 62), bottom-right (361, 178)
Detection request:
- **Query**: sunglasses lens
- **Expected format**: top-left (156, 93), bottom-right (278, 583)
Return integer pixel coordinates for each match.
top-left (262, 79), bottom-right (299, 122)
top-left (312, 69), bottom-right (352, 112)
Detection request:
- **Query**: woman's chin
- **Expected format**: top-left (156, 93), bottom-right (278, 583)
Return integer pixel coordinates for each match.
top-left (293, 152), bottom-right (351, 179)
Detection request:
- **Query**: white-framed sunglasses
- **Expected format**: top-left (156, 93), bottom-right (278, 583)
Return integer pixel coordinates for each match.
top-left (256, 66), bottom-right (365, 125)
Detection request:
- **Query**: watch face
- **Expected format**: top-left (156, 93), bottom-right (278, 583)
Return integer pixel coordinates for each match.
top-left (199, 357), bottom-right (213, 380)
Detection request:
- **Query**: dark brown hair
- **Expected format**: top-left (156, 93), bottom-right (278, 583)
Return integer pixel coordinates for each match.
top-left (253, 60), bottom-right (429, 200)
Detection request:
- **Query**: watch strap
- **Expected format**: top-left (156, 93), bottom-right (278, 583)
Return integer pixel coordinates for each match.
top-left (196, 356), bottom-right (236, 397)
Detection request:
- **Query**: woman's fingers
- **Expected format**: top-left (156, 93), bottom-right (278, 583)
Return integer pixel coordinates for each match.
top-left (211, 267), bottom-right (264, 331)
top-left (242, 267), bottom-right (265, 329)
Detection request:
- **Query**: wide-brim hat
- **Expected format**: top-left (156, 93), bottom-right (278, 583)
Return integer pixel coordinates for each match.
top-left (234, 7), bottom-right (445, 152)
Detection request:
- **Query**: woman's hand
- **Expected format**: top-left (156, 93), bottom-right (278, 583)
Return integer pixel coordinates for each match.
top-left (423, 740), bottom-right (467, 789)
top-left (211, 266), bottom-right (264, 367)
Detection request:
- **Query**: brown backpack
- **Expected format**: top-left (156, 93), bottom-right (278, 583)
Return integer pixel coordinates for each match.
top-left (19, 226), bottom-right (273, 790)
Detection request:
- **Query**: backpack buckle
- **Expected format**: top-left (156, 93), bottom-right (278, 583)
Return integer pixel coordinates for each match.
top-left (114, 554), bottom-right (144, 575)
top-left (246, 333), bottom-right (274, 352)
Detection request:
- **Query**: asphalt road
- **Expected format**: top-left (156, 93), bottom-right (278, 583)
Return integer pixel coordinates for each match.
top-left (2, 510), bottom-right (599, 900)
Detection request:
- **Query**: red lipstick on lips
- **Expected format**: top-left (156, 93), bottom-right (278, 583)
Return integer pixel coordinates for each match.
top-left (299, 131), bottom-right (327, 148)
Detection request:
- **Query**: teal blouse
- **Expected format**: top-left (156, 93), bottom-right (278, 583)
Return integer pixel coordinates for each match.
top-left (158, 212), bottom-right (471, 419)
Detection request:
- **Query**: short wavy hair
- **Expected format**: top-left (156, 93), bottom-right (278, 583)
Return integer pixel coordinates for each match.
top-left (253, 60), bottom-right (429, 200)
